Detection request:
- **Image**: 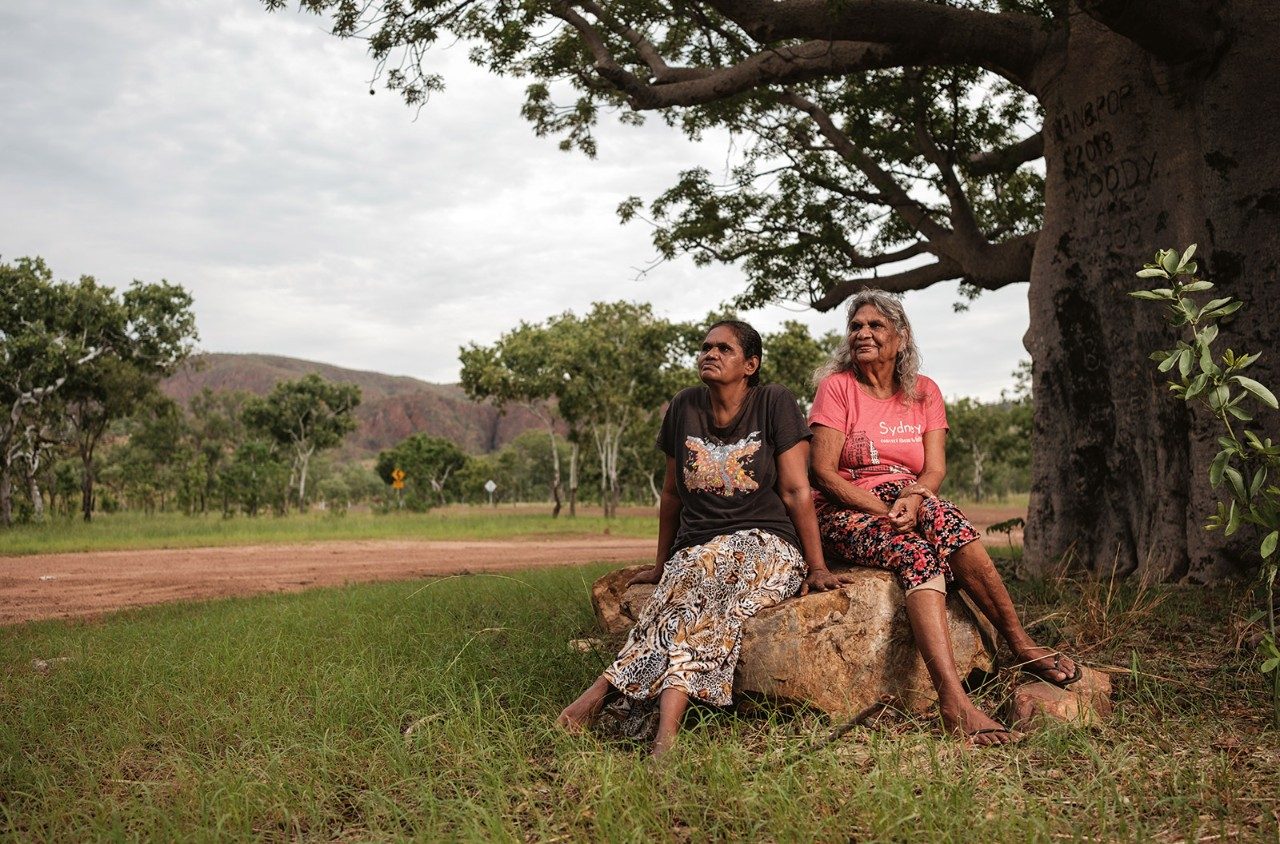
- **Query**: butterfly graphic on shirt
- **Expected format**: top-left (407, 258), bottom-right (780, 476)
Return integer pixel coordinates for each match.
top-left (684, 432), bottom-right (762, 496)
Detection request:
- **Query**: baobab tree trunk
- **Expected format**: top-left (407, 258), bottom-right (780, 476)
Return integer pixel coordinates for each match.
top-left (1025, 3), bottom-right (1280, 582)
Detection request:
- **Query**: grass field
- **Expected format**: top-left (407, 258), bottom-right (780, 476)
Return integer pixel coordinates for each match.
top-left (2, 561), bottom-right (1275, 841)
top-left (0, 495), bottom-right (1028, 558)
top-left (0, 506), bottom-right (658, 557)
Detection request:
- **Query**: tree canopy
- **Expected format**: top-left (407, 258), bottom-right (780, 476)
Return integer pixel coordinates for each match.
top-left (244, 373), bottom-right (362, 511)
top-left (376, 433), bottom-right (469, 510)
top-left (0, 257), bottom-right (197, 525)
top-left (265, 0), bottom-right (1179, 307)
top-left (266, 0), bottom-right (1279, 579)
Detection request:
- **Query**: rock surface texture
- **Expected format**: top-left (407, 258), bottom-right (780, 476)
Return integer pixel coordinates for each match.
top-left (1005, 667), bottom-right (1113, 730)
top-left (591, 564), bottom-right (999, 717)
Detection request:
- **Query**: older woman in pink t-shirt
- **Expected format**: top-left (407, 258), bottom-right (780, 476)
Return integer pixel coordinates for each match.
top-left (809, 290), bottom-right (1080, 746)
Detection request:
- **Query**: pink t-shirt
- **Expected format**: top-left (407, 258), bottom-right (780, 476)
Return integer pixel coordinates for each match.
top-left (808, 371), bottom-right (949, 500)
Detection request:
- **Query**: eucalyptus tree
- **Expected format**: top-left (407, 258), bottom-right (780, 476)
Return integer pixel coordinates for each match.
top-left (554, 302), bottom-right (693, 517)
top-left (62, 278), bottom-right (197, 522)
top-left (376, 433), bottom-right (468, 509)
top-left (270, 0), bottom-right (1277, 578)
top-left (0, 258), bottom-right (195, 524)
top-left (759, 321), bottom-right (841, 411)
top-left (187, 389), bottom-right (251, 513)
top-left (242, 374), bottom-right (361, 511)
top-left (460, 322), bottom-right (570, 515)
top-left (0, 258), bottom-right (85, 525)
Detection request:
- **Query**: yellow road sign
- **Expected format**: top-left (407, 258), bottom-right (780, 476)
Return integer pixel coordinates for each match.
top-left (391, 468), bottom-right (406, 482)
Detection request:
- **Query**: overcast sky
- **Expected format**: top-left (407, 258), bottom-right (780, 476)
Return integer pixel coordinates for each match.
top-left (1, 0), bottom-right (1031, 400)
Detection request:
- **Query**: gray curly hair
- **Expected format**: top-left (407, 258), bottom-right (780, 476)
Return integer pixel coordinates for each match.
top-left (813, 289), bottom-right (923, 403)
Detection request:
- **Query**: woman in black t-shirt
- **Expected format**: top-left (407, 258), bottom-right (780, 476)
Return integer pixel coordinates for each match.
top-left (556, 320), bottom-right (849, 757)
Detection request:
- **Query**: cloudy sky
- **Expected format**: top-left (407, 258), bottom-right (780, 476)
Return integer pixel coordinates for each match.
top-left (1, 0), bottom-right (1031, 400)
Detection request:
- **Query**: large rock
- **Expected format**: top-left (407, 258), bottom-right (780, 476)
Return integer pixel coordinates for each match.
top-left (1005, 667), bottom-right (1113, 730)
top-left (591, 564), bottom-right (998, 717)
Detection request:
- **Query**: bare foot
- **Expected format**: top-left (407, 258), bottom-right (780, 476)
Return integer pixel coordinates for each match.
top-left (649, 731), bottom-right (677, 759)
top-left (940, 702), bottom-right (1020, 748)
top-left (1014, 645), bottom-right (1080, 687)
top-left (556, 677), bottom-right (610, 733)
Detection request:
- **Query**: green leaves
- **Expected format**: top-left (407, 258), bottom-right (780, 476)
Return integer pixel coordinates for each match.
top-left (1134, 242), bottom-right (1280, 723)
top-left (1235, 376), bottom-right (1279, 409)
top-left (1210, 449), bottom-right (1230, 487)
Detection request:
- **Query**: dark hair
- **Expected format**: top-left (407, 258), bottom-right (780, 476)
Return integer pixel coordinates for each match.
top-left (707, 319), bottom-right (763, 387)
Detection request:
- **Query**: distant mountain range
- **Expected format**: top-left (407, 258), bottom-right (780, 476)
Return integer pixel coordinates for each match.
top-left (160, 353), bottom-right (547, 458)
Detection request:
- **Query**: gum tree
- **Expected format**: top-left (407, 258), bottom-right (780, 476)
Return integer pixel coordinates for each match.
top-left (460, 323), bottom-right (570, 516)
top-left (270, 0), bottom-right (1280, 578)
top-left (243, 374), bottom-right (362, 511)
top-left (0, 258), bottom-right (196, 524)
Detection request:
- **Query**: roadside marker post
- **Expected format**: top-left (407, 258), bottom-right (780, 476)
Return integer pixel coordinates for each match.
top-left (392, 468), bottom-right (406, 509)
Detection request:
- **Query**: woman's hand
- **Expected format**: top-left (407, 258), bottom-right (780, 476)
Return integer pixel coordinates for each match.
top-left (628, 566), bottom-right (663, 586)
top-left (887, 494), bottom-right (922, 534)
top-left (800, 568), bottom-right (854, 596)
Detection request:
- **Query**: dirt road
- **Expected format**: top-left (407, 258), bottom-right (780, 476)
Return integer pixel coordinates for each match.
top-left (1, 503), bottom-right (1024, 626)
top-left (1, 537), bottom-right (655, 626)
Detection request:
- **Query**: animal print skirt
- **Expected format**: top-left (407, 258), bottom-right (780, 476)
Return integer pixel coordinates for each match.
top-left (600, 529), bottom-right (805, 739)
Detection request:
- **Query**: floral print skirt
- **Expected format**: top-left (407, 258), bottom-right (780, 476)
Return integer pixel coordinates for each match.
top-left (600, 529), bottom-right (805, 739)
top-left (816, 479), bottom-right (979, 590)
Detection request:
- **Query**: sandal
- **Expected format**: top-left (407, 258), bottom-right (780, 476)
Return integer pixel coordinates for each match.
top-left (1019, 650), bottom-right (1082, 689)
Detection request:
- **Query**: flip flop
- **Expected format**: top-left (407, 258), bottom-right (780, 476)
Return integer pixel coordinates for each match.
top-left (1020, 651), bottom-right (1082, 689)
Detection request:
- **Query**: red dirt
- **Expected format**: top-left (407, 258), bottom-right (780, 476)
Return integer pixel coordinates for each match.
top-left (1, 503), bottom-right (1024, 627)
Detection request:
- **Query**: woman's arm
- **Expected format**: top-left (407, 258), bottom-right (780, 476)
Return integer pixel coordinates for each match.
top-left (655, 455), bottom-right (682, 564)
top-left (809, 424), bottom-right (892, 515)
top-left (776, 442), bottom-right (849, 594)
top-left (914, 428), bottom-right (947, 494)
top-left (630, 456), bottom-right (681, 585)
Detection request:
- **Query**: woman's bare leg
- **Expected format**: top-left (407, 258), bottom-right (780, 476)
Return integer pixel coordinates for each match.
top-left (651, 687), bottom-right (690, 758)
top-left (556, 675), bottom-right (611, 732)
top-left (905, 588), bottom-right (1014, 746)
top-left (947, 542), bottom-right (1077, 683)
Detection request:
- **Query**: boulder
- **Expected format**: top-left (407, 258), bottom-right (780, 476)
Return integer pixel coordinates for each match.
top-left (1005, 667), bottom-right (1113, 730)
top-left (591, 564), bottom-right (998, 717)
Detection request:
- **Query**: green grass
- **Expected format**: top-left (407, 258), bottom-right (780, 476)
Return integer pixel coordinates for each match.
top-left (0, 496), bottom-right (1025, 558)
top-left (0, 506), bottom-right (658, 557)
top-left (2, 564), bottom-right (1276, 841)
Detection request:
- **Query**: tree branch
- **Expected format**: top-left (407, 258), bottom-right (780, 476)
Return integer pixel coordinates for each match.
top-left (572, 0), bottom-right (714, 83)
top-left (1079, 0), bottom-right (1222, 65)
top-left (810, 230), bottom-right (1036, 311)
top-left (966, 131), bottom-right (1043, 176)
top-left (779, 90), bottom-right (950, 243)
top-left (812, 258), bottom-right (961, 310)
top-left (909, 82), bottom-right (983, 245)
top-left (701, 0), bottom-right (1051, 88)
top-left (555, 14), bottom-right (927, 110)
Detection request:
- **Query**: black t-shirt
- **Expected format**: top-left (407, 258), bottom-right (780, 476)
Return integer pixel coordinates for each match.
top-left (657, 383), bottom-right (811, 555)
